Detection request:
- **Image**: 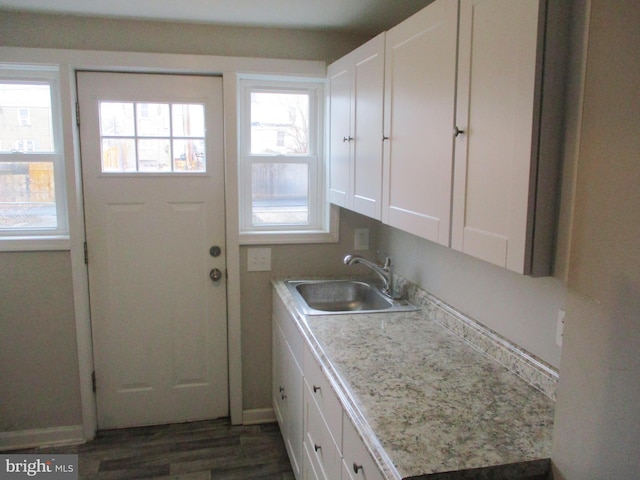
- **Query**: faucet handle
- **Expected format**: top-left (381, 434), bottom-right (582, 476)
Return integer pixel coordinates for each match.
top-left (383, 256), bottom-right (392, 269)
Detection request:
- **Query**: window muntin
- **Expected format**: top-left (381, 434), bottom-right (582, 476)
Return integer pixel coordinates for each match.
top-left (98, 101), bottom-right (206, 173)
top-left (239, 79), bottom-right (328, 240)
top-left (0, 68), bottom-right (67, 238)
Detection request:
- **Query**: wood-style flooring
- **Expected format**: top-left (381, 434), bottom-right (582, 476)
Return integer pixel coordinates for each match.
top-left (13, 419), bottom-right (294, 480)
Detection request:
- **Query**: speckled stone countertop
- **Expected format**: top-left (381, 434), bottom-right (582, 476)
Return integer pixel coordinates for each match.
top-left (272, 277), bottom-right (556, 480)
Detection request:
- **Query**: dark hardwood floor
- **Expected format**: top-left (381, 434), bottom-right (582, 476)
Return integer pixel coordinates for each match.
top-left (13, 419), bottom-right (294, 480)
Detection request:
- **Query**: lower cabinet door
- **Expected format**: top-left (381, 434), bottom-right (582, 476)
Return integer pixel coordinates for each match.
top-left (342, 414), bottom-right (384, 480)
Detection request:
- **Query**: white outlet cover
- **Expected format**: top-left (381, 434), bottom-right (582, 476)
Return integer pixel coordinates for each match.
top-left (354, 228), bottom-right (369, 251)
top-left (247, 247), bottom-right (271, 272)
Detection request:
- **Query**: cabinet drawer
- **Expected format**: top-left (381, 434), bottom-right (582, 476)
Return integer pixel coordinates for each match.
top-left (304, 382), bottom-right (341, 480)
top-left (303, 345), bottom-right (343, 450)
top-left (342, 414), bottom-right (384, 480)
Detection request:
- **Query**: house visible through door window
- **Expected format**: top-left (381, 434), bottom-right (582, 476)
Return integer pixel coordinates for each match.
top-left (0, 65), bottom-right (68, 243)
top-left (239, 78), bottom-right (335, 244)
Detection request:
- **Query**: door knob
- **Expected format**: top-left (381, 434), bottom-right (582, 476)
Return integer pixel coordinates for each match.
top-left (209, 268), bottom-right (223, 282)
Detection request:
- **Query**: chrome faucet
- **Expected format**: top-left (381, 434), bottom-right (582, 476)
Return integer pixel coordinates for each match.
top-left (343, 253), bottom-right (395, 299)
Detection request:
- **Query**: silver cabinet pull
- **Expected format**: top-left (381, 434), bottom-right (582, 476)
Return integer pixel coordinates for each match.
top-left (454, 126), bottom-right (465, 137)
top-left (353, 462), bottom-right (363, 474)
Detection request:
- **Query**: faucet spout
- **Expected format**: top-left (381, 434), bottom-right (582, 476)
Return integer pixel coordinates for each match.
top-left (343, 254), bottom-right (395, 298)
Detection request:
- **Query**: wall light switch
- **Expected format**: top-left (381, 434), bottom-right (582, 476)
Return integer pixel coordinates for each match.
top-left (248, 247), bottom-right (271, 272)
top-left (354, 228), bottom-right (369, 251)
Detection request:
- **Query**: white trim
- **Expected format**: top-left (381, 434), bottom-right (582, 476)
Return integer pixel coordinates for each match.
top-left (0, 46), bottom-right (326, 436)
top-left (0, 425), bottom-right (84, 451)
top-left (0, 236), bottom-right (70, 251)
top-left (242, 408), bottom-right (277, 425)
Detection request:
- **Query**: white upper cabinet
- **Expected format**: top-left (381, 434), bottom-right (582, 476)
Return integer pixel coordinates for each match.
top-left (451, 0), bottom-right (565, 275)
top-left (328, 33), bottom-right (385, 219)
top-left (381, 0), bottom-right (459, 246)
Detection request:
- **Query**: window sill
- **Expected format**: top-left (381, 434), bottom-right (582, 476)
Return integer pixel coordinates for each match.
top-left (240, 205), bottom-right (339, 245)
top-left (0, 235), bottom-right (71, 252)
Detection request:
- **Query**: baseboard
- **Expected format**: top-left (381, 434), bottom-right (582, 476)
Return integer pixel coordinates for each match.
top-left (0, 425), bottom-right (84, 451)
top-left (242, 408), bottom-right (276, 425)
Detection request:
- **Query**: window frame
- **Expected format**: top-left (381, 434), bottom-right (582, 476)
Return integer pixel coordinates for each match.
top-left (238, 77), bottom-right (337, 245)
top-left (0, 65), bottom-right (69, 249)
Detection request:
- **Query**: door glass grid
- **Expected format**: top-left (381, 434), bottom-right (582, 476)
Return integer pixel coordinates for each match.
top-left (99, 102), bottom-right (206, 173)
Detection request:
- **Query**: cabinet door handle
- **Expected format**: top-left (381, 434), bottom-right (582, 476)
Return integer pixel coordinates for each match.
top-left (353, 462), bottom-right (363, 474)
top-left (314, 444), bottom-right (321, 452)
top-left (454, 126), bottom-right (465, 137)
top-left (343, 136), bottom-right (354, 142)
top-left (279, 386), bottom-right (284, 393)
top-left (313, 385), bottom-right (320, 393)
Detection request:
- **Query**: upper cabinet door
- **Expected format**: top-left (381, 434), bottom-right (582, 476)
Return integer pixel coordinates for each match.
top-left (327, 33), bottom-right (385, 220)
top-left (351, 34), bottom-right (385, 220)
top-left (451, 0), bottom-right (560, 275)
top-left (327, 59), bottom-right (352, 208)
top-left (382, 0), bottom-right (459, 246)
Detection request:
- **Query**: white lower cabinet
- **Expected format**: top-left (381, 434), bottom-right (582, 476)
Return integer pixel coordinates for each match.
top-left (342, 414), bottom-right (384, 480)
top-left (272, 292), bottom-right (304, 479)
top-left (274, 289), bottom-right (385, 480)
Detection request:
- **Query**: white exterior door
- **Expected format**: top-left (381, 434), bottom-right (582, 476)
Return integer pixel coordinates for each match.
top-left (77, 72), bottom-right (228, 428)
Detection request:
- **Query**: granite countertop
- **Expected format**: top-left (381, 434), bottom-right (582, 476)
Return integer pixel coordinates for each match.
top-left (272, 278), bottom-right (556, 480)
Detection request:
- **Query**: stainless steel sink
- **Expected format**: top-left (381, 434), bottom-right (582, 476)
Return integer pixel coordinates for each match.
top-left (285, 279), bottom-right (419, 315)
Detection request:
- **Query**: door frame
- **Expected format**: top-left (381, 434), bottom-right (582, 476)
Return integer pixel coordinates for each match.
top-left (0, 45), bottom-right (326, 441)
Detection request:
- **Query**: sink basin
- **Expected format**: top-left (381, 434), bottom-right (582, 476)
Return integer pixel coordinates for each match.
top-left (285, 279), bottom-right (419, 315)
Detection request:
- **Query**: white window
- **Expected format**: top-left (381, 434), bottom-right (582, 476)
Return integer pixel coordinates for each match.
top-left (0, 66), bottom-right (68, 245)
top-left (239, 78), bottom-right (337, 244)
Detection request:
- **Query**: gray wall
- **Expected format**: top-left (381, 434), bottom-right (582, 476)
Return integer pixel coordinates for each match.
top-left (377, 226), bottom-right (565, 366)
top-left (0, 11), bottom-right (368, 63)
top-left (551, 1), bottom-right (640, 478)
top-left (0, 252), bottom-right (82, 430)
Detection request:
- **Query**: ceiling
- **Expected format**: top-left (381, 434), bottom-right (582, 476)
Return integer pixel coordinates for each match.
top-left (0, 0), bottom-right (435, 35)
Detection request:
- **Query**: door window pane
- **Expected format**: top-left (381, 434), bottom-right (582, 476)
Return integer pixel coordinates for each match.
top-left (250, 92), bottom-right (309, 155)
top-left (136, 103), bottom-right (170, 137)
top-left (172, 104), bottom-right (205, 137)
top-left (251, 163), bottom-right (309, 225)
top-left (100, 102), bottom-right (135, 136)
top-left (102, 138), bottom-right (136, 172)
top-left (173, 139), bottom-right (205, 172)
top-left (138, 139), bottom-right (171, 171)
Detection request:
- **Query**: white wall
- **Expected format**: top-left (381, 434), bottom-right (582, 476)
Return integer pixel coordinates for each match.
top-left (551, 1), bottom-right (640, 478)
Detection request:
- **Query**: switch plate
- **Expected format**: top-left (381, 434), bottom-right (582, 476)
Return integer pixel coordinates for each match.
top-left (556, 309), bottom-right (565, 347)
top-left (247, 247), bottom-right (271, 272)
top-left (354, 228), bottom-right (369, 251)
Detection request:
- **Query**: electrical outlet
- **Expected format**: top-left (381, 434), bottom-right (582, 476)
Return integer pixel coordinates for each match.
top-left (556, 309), bottom-right (565, 347)
top-left (354, 228), bottom-right (369, 251)
top-left (247, 247), bottom-right (271, 272)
